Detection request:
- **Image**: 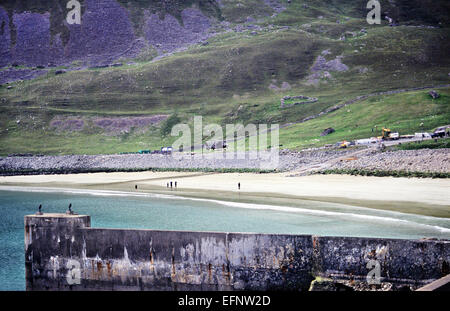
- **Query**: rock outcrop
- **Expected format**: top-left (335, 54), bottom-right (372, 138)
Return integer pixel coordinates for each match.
top-left (0, 0), bottom-right (223, 81)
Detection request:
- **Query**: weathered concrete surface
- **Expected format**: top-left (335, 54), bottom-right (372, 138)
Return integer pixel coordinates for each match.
top-left (416, 274), bottom-right (450, 291)
top-left (313, 236), bottom-right (450, 282)
top-left (25, 214), bottom-right (450, 291)
top-left (24, 214), bottom-right (91, 290)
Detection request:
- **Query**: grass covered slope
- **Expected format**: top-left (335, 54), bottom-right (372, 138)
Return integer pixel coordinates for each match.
top-left (279, 88), bottom-right (450, 149)
top-left (0, 0), bottom-right (449, 155)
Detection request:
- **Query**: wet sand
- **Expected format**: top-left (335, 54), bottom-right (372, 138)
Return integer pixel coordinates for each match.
top-left (1, 172), bottom-right (449, 218)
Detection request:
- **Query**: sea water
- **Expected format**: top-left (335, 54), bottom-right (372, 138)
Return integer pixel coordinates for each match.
top-left (0, 187), bottom-right (449, 290)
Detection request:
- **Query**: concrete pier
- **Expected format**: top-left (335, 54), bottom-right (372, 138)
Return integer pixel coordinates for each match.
top-left (24, 214), bottom-right (450, 291)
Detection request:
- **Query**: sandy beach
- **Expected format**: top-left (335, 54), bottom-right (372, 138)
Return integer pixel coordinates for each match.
top-left (1, 171), bottom-right (449, 218)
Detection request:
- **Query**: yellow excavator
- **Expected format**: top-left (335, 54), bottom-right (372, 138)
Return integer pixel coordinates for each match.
top-left (379, 127), bottom-right (399, 140)
top-left (340, 140), bottom-right (350, 148)
top-left (381, 128), bottom-right (391, 139)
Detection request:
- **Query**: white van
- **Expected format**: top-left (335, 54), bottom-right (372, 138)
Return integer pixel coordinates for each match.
top-left (414, 133), bottom-right (431, 138)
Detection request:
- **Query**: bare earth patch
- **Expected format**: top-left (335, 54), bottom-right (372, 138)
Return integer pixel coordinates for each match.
top-left (50, 115), bottom-right (168, 134)
top-left (306, 54), bottom-right (349, 86)
top-left (49, 117), bottom-right (85, 132)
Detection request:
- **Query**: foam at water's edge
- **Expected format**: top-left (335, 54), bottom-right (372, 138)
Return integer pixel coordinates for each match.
top-left (1, 186), bottom-right (449, 234)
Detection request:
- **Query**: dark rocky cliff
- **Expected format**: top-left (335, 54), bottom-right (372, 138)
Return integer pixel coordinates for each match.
top-left (0, 0), bottom-right (447, 78)
top-left (0, 0), bottom-right (222, 68)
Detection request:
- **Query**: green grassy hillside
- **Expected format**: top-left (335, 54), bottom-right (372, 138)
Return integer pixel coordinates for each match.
top-left (0, 0), bottom-right (449, 155)
top-left (279, 88), bottom-right (450, 149)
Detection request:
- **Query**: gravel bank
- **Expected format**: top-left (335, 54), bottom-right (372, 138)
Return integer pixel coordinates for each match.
top-left (328, 149), bottom-right (450, 173)
top-left (0, 148), bottom-right (448, 175)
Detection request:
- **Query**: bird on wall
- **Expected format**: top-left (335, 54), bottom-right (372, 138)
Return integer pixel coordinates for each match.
top-left (67, 203), bottom-right (73, 215)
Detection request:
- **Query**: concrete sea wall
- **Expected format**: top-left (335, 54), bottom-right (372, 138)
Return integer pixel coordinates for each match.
top-left (25, 214), bottom-right (450, 291)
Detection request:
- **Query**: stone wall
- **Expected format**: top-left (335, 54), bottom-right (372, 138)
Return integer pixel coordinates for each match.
top-left (25, 214), bottom-right (450, 291)
top-left (280, 95), bottom-right (318, 108)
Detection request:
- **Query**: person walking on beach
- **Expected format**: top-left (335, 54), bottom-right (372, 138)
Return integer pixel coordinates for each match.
top-left (175, 181), bottom-right (177, 188)
top-left (170, 181), bottom-right (173, 189)
top-left (238, 182), bottom-right (240, 190)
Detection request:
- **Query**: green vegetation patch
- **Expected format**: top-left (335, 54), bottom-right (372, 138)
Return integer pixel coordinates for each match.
top-left (391, 138), bottom-right (450, 151)
top-left (279, 88), bottom-right (450, 150)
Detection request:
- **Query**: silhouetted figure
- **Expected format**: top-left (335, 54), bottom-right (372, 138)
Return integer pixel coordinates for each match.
top-left (67, 203), bottom-right (73, 215)
top-left (170, 181), bottom-right (173, 189)
top-left (175, 181), bottom-right (177, 188)
top-left (37, 204), bottom-right (43, 215)
top-left (238, 182), bottom-right (241, 190)
top-left (167, 182), bottom-right (169, 188)
top-left (135, 185), bottom-right (138, 190)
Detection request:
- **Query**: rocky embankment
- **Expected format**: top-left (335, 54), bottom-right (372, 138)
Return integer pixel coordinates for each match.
top-left (0, 149), bottom-right (351, 174)
top-left (0, 147), bottom-right (448, 176)
top-left (327, 149), bottom-right (450, 173)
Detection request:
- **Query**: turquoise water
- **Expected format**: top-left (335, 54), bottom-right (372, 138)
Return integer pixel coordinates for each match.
top-left (0, 187), bottom-right (449, 291)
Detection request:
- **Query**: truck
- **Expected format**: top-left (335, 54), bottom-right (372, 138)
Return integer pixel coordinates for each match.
top-left (415, 132), bottom-right (431, 139)
top-left (431, 126), bottom-right (448, 138)
top-left (138, 150), bottom-right (151, 154)
top-left (161, 147), bottom-right (173, 154)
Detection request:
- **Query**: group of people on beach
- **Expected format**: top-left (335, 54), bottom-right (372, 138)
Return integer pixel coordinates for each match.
top-left (134, 181), bottom-right (241, 191)
top-left (134, 182), bottom-right (178, 190)
top-left (167, 181), bottom-right (177, 189)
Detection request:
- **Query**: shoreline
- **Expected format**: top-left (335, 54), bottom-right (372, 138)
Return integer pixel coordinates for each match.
top-left (2, 183), bottom-right (450, 240)
top-left (1, 171), bottom-right (449, 218)
top-left (1, 148), bottom-right (449, 177)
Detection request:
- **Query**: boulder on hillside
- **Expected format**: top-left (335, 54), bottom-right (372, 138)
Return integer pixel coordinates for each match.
top-left (429, 90), bottom-right (440, 99)
top-left (320, 127), bottom-right (335, 136)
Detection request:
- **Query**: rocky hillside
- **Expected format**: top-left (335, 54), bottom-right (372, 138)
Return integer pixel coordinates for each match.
top-left (0, 0), bottom-right (283, 72)
top-left (0, 0), bottom-right (449, 155)
top-left (1, 0), bottom-right (448, 81)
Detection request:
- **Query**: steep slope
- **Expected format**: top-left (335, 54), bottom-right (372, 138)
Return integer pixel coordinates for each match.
top-left (0, 0), bottom-right (449, 155)
top-left (0, 0), bottom-right (224, 67)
